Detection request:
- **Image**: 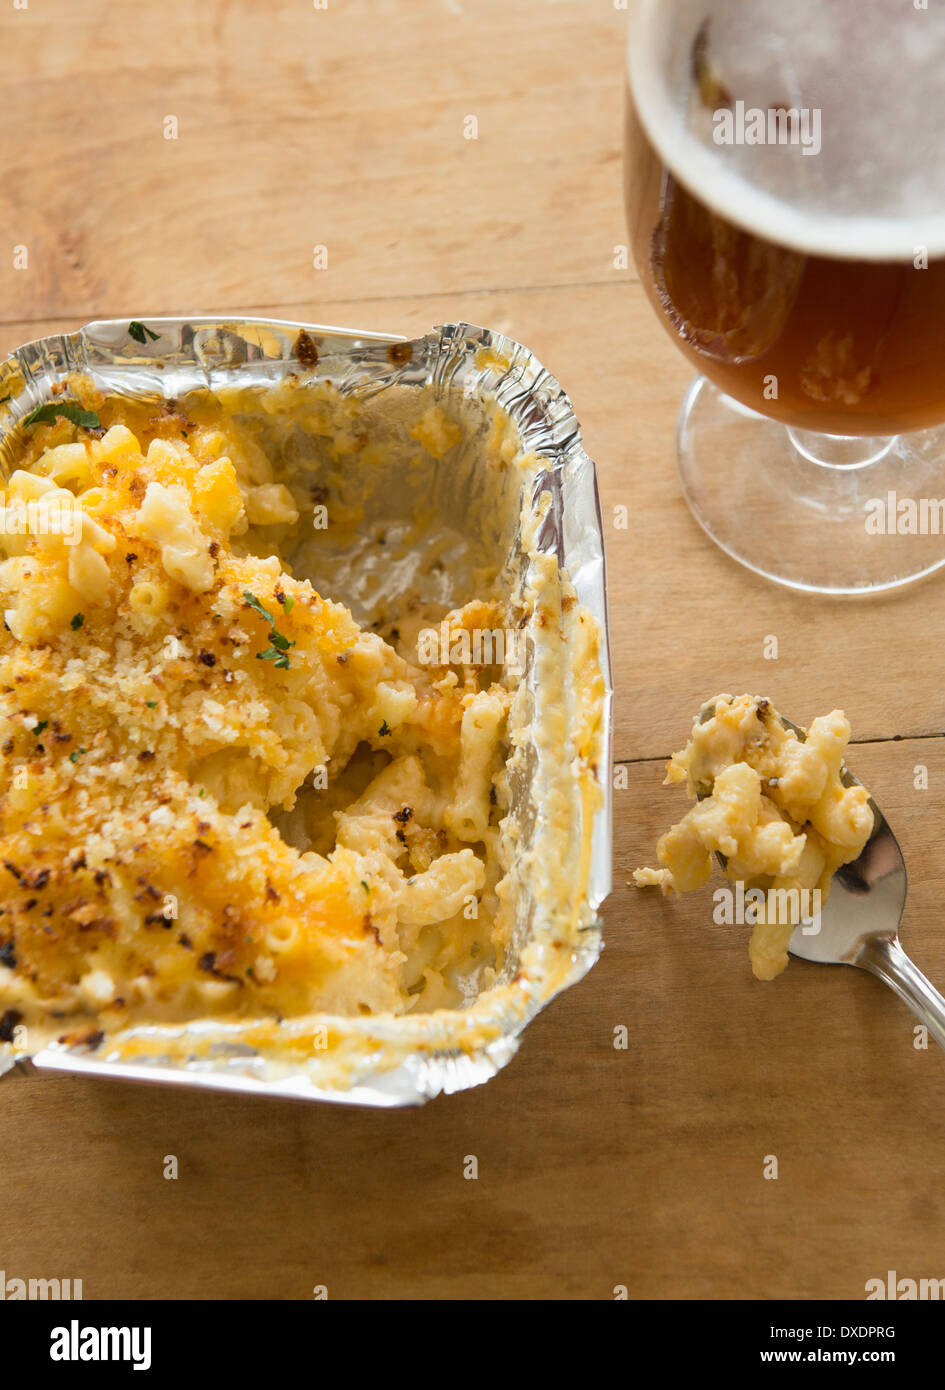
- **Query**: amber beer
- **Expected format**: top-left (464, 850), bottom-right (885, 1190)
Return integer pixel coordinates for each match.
top-left (625, 100), bottom-right (945, 438)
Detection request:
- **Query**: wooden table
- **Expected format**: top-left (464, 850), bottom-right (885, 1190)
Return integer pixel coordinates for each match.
top-left (3, 0), bottom-right (945, 1301)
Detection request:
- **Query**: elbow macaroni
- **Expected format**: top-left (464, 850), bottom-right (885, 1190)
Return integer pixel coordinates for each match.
top-left (634, 694), bottom-right (874, 981)
top-left (130, 481), bottom-right (215, 593)
top-left (446, 690), bottom-right (507, 842)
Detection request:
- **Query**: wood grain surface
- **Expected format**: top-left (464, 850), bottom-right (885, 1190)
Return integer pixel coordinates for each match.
top-left (3, 0), bottom-right (945, 1301)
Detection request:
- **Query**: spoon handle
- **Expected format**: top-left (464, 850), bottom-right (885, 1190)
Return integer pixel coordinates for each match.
top-left (858, 936), bottom-right (945, 1054)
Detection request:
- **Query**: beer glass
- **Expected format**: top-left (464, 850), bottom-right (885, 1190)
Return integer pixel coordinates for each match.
top-left (625, 0), bottom-right (945, 593)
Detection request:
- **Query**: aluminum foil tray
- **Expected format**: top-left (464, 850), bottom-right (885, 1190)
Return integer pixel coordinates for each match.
top-left (0, 317), bottom-right (613, 1105)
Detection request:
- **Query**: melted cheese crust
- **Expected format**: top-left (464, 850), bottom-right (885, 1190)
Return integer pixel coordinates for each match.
top-left (0, 384), bottom-right (515, 1042)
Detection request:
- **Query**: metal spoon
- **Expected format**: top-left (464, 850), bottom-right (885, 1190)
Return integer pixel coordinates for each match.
top-left (697, 700), bottom-right (945, 1052)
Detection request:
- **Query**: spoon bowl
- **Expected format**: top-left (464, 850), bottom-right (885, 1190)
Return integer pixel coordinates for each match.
top-left (697, 699), bottom-right (945, 1051)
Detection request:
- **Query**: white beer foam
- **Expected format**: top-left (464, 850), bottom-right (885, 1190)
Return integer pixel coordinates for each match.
top-left (628, 0), bottom-right (945, 260)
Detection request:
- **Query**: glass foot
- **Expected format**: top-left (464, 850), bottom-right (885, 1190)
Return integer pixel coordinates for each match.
top-left (677, 377), bottom-right (945, 595)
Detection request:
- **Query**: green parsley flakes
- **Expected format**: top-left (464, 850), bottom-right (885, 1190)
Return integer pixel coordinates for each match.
top-left (128, 321), bottom-right (161, 344)
top-left (22, 402), bottom-right (100, 430)
top-left (244, 592), bottom-right (296, 670)
top-left (243, 592), bottom-right (275, 625)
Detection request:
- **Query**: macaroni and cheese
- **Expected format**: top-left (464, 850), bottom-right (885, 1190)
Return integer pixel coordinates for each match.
top-left (0, 380), bottom-right (540, 1044)
top-left (633, 694), bottom-right (874, 979)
